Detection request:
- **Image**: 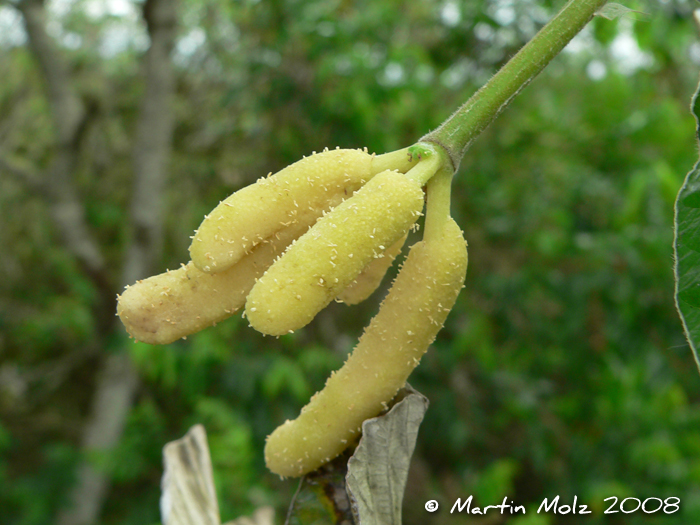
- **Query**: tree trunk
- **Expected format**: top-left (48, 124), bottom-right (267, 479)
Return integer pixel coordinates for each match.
top-left (12, 0), bottom-right (178, 523)
top-left (57, 0), bottom-right (178, 522)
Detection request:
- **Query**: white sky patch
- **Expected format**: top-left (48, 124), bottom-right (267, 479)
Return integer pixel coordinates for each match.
top-left (379, 62), bottom-right (405, 87)
top-left (474, 22), bottom-right (495, 42)
top-left (440, 1), bottom-right (462, 27)
top-left (100, 22), bottom-right (147, 56)
top-left (41, 0), bottom-right (144, 56)
top-left (62, 31), bottom-right (83, 49)
top-left (563, 25), bottom-right (594, 54)
top-left (49, 0), bottom-right (78, 19)
top-left (46, 19), bottom-right (63, 40)
top-left (494, 27), bottom-right (517, 48)
top-left (85, 0), bottom-right (135, 19)
top-left (563, 19), bottom-right (654, 76)
top-left (0, 6), bottom-right (27, 47)
top-left (586, 59), bottom-right (607, 81)
top-left (609, 27), bottom-right (653, 75)
top-left (441, 58), bottom-right (475, 89)
top-left (176, 27), bottom-right (206, 57)
top-left (492, 3), bottom-right (516, 26)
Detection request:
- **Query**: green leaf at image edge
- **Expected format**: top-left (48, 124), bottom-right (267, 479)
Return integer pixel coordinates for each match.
top-left (674, 75), bottom-right (700, 373)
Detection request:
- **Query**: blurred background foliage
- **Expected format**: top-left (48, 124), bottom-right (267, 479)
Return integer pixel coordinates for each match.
top-left (1, 0), bottom-right (699, 523)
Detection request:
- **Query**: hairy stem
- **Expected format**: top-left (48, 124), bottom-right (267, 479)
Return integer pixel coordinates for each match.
top-left (423, 164), bottom-right (455, 243)
top-left (422, 0), bottom-right (608, 169)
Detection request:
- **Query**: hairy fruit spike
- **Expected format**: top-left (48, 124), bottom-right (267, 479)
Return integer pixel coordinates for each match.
top-left (245, 170), bottom-right (425, 336)
top-left (117, 195), bottom-right (346, 345)
top-left (264, 217), bottom-right (468, 477)
top-left (336, 233), bottom-right (407, 305)
top-left (190, 149), bottom-right (374, 273)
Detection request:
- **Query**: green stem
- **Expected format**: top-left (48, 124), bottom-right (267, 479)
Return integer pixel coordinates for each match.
top-left (423, 164), bottom-right (454, 243)
top-left (422, 0), bottom-right (608, 170)
top-left (372, 147), bottom-right (416, 174)
top-left (403, 143), bottom-right (445, 186)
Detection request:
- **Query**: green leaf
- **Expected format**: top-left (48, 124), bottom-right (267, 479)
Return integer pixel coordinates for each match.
top-left (674, 77), bottom-right (700, 373)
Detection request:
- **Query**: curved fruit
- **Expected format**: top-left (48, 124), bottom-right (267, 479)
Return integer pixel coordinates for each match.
top-left (245, 170), bottom-right (425, 336)
top-left (190, 149), bottom-right (374, 273)
top-left (117, 193), bottom-right (348, 344)
top-left (264, 217), bottom-right (468, 477)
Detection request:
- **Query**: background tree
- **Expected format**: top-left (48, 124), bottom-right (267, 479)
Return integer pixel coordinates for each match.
top-left (2, 0), bottom-right (176, 522)
top-left (0, 0), bottom-right (699, 523)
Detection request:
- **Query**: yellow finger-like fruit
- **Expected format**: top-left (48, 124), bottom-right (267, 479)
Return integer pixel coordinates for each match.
top-left (336, 233), bottom-right (407, 305)
top-left (117, 194), bottom-right (347, 345)
top-left (245, 170), bottom-right (425, 336)
top-left (190, 148), bottom-right (374, 273)
top-left (264, 217), bottom-right (468, 477)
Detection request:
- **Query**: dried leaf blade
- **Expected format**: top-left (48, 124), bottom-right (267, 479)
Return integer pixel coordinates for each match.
top-left (345, 386), bottom-right (429, 525)
top-left (595, 3), bottom-right (646, 20)
top-left (161, 424), bottom-right (221, 525)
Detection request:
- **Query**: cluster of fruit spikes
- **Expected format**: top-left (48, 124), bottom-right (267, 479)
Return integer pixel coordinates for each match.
top-left (117, 142), bottom-right (468, 477)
